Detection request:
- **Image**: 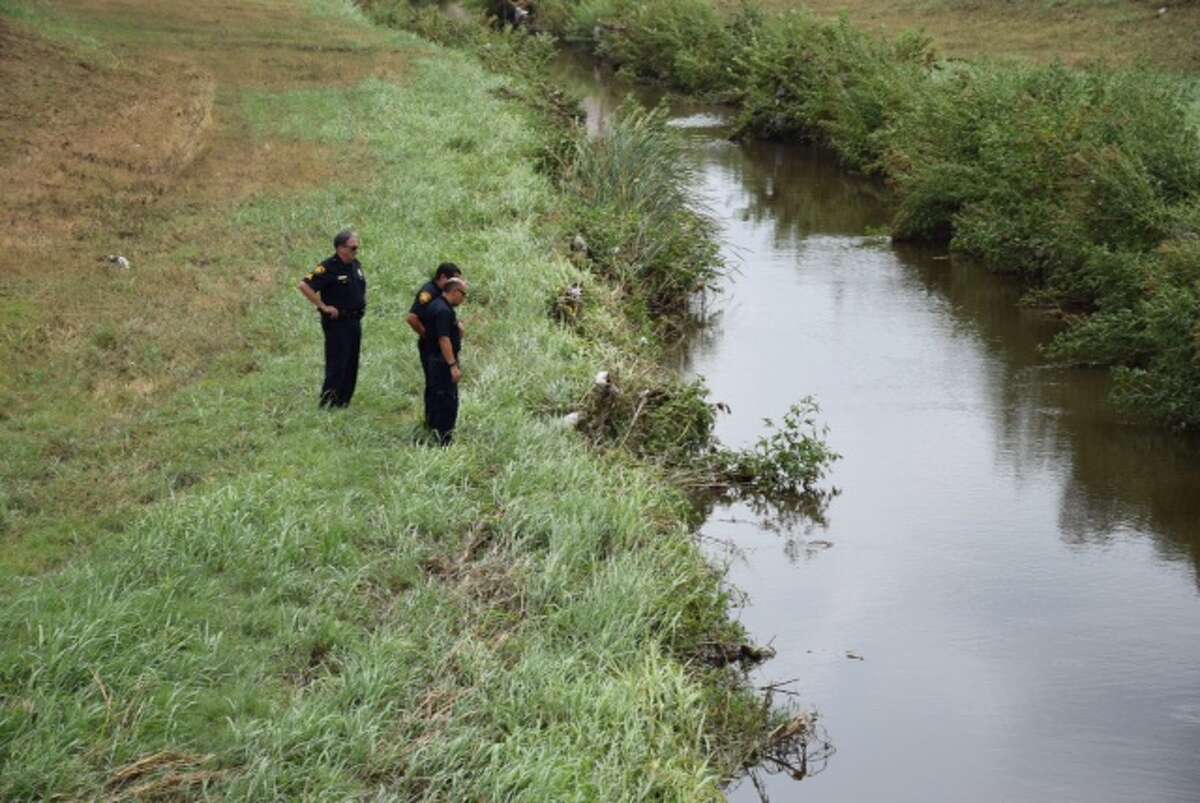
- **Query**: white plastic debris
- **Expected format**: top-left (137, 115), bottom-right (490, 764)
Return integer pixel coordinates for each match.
top-left (561, 411), bottom-right (582, 428)
top-left (105, 254), bottom-right (130, 270)
top-left (594, 370), bottom-right (609, 387)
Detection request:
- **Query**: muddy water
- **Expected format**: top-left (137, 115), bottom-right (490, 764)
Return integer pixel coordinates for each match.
top-left (550, 54), bottom-right (1200, 802)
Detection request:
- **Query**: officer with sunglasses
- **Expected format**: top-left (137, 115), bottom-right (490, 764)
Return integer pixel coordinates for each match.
top-left (298, 228), bottom-right (368, 408)
top-left (421, 277), bottom-right (469, 446)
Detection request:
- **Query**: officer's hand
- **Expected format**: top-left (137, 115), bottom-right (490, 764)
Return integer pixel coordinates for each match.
top-left (451, 365), bottom-right (462, 384)
top-left (322, 305), bottom-right (340, 319)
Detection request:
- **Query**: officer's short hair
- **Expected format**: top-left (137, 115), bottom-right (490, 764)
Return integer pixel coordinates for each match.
top-left (334, 229), bottom-right (357, 249)
top-left (444, 277), bottom-right (468, 294)
top-left (435, 262), bottom-right (462, 281)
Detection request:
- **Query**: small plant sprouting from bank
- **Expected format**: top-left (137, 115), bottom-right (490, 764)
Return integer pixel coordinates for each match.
top-left (715, 397), bottom-right (839, 497)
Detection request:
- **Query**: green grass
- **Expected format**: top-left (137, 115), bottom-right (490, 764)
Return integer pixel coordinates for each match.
top-left (0, 2), bottom-right (764, 797)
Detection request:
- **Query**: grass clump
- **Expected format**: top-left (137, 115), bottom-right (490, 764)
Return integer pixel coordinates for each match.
top-left (563, 100), bottom-right (724, 316)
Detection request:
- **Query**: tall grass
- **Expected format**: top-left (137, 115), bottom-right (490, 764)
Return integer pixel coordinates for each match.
top-left (0, 2), bottom-right (771, 798)
top-left (565, 101), bottom-right (723, 314)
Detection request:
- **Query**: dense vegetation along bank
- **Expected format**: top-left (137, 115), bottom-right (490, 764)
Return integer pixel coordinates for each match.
top-left (738, 0), bottom-right (1200, 73)
top-left (475, 0), bottom-right (1200, 428)
top-left (0, 0), bottom-right (830, 797)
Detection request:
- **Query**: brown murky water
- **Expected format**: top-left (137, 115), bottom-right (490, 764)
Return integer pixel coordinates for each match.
top-left (552, 52), bottom-right (1200, 803)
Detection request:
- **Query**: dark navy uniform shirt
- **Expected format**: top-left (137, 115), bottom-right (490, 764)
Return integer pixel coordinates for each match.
top-left (303, 254), bottom-right (367, 316)
top-left (423, 296), bottom-right (461, 361)
top-left (409, 280), bottom-right (441, 353)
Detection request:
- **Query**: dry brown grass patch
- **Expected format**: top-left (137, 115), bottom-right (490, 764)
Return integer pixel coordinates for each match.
top-left (67, 0), bottom-right (413, 89)
top-left (748, 0), bottom-right (1200, 71)
top-left (0, 0), bottom-right (411, 570)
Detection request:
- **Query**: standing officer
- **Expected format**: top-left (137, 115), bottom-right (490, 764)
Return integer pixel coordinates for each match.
top-left (422, 277), bottom-right (468, 445)
top-left (405, 262), bottom-right (462, 424)
top-left (298, 229), bottom-right (367, 408)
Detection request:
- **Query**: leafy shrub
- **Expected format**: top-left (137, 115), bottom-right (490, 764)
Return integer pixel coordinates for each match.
top-left (715, 398), bottom-right (839, 496)
top-left (1048, 248), bottom-right (1200, 425)
top-left (595, 0), bottom-right (737, 94)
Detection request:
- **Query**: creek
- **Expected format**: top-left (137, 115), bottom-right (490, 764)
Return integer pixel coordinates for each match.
top-left (551, 50), bottom-right (1200, 803)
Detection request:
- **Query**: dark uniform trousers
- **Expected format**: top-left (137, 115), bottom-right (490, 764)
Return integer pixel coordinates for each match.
top-left (427, 358), bottom-right (459, 445)
top-left (418, 345), bottom-right (435, 426)
top-left (320, 314), bottom-right (362, 408)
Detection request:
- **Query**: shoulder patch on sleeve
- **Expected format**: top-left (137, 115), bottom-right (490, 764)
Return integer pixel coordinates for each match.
top-left (314, 264), bottom-right (326, 275)
top-left (419, 291), bottom-right (433, 304)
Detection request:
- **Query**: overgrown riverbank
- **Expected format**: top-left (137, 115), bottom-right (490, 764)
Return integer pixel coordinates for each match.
top-left (495, 0), bottom-right (1200, 428)
top-left (0, 0), bottom-right (833, 797)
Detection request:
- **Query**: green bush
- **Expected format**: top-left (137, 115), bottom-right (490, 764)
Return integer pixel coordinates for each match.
top-left (734, 12), bottom-right (931, 169)
top-left (595, 0), bottom-right (736, 94)
top-left (715, 397), bottom-right (840, 496)
top-left (888, 64), bottom-right (1200, 268)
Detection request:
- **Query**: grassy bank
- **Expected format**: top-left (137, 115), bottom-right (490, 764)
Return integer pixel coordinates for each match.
top-left (519, 0), bottom-right (1200, 428)
top-left (0, 1), bottom-right (781, 797)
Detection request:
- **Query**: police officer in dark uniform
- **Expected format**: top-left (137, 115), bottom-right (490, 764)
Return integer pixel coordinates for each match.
top-left (298, 229), bottom-right (367, 408)
top-left (421, 277), bottom-right (468, 445)
top-left (405, 262), bottom-right (462, 425)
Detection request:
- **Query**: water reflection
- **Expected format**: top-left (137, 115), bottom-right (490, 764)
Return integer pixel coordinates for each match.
top-left (696, 128), bottom-right (1200, 584)
top-left (690, 133), bottom-right (1200, 802)
top-left (708, 139), bottom-right (890, 242)
top-left (894, 245), bottom-right (1200, 584)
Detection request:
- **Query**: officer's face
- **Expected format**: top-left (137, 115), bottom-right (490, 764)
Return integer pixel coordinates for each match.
top-left (336, 237), bottom-right (359, 263)
top-left (446, 287), bottom-right (467, 307)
